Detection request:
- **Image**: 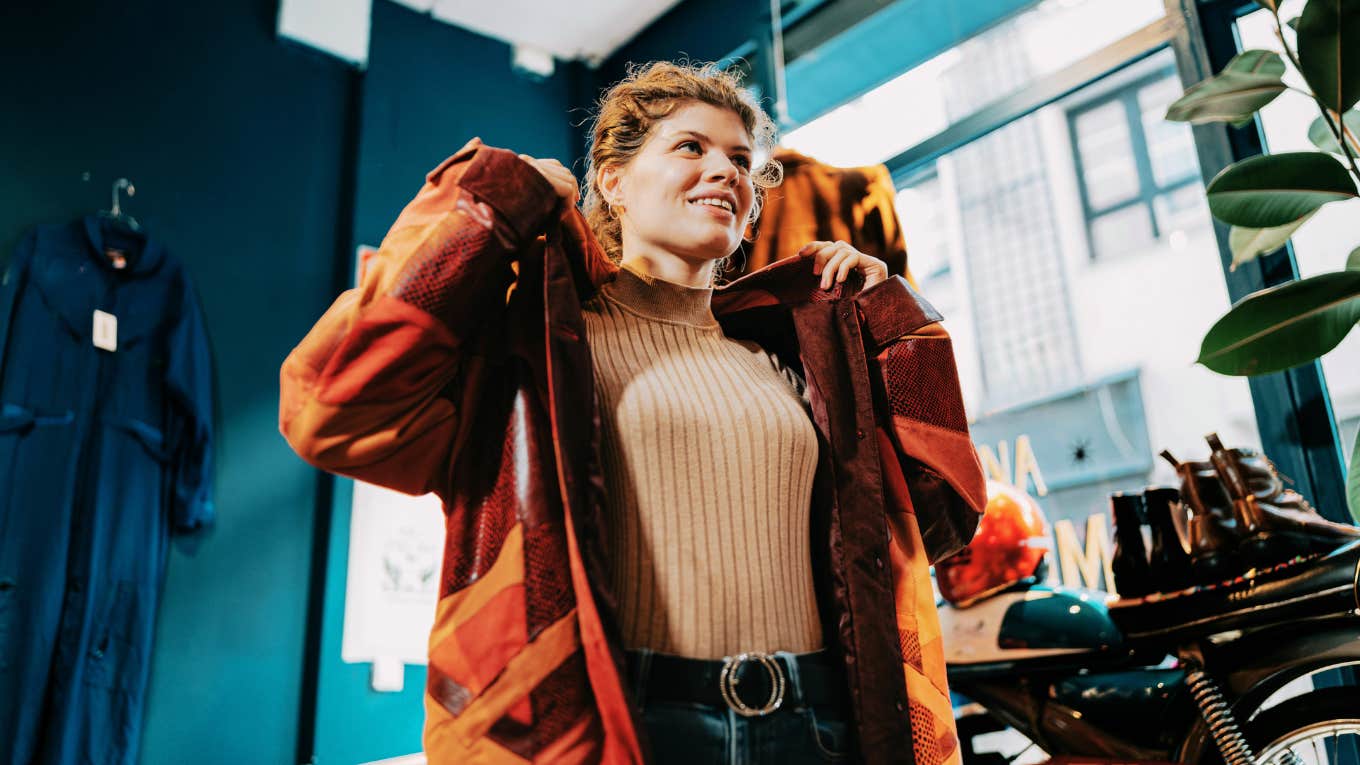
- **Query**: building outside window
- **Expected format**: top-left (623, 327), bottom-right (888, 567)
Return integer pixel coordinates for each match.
top-left (1067, 68), bottom-right (1206, 261)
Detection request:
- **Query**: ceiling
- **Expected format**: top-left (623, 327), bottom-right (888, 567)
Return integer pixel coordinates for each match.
top-left (388, 0), bottom-right (685, 65)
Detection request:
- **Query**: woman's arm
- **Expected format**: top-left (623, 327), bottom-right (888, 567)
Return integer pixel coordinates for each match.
top-left (279, 138), bottom-right (559, 498)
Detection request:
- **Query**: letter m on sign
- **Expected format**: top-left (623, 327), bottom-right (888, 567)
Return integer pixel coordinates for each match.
top-left (1053, 515), bottom-right (1114, 592)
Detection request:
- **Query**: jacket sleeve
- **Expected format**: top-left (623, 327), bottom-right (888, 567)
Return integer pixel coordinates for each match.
top-left (0, 230), bottom-right (36, 383)
top-left (279, 138), bottom-right (559, 497)
top-left (164, 278), bottom-right (216, 533)
top-left (854, 274), bottom-right (986, 563)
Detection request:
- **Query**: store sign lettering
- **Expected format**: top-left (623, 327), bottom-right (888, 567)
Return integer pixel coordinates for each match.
top-left (1052, 515), bottom-right (1114, 592)
top-left (975, 436), bottom-right (1114, 592)
top-left (976, 435), bottom-right (1048, 497)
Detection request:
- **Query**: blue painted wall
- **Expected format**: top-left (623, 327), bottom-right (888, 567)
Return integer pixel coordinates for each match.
top-left (598, 0), bottom-right (765, 85)
top-left (307, 3), bottom-right (583, 763)
top-left (0, 2), bottom-right (354, 764)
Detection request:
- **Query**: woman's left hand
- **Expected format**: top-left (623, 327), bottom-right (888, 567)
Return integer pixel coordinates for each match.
top-left (799, 240), bottom-right (890, 291)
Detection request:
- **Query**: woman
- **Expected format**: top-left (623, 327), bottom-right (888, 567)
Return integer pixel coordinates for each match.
top-left (281, 61), bottom-right (985, 765)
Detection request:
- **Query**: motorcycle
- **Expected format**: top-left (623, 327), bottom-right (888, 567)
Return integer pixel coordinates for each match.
top-left (939, 487), bottom-right (1360, 765)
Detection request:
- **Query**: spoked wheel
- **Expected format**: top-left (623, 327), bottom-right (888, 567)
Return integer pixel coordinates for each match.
top-left (1248, 688), bottom-right (1360, 765)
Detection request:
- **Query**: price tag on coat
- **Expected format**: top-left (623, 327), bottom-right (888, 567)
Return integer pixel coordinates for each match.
top-left (92, 310), bottom-right (118, 352)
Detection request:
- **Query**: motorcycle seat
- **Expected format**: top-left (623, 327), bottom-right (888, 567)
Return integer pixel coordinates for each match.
top-left (1107, 540), bottom-right (1360, 642)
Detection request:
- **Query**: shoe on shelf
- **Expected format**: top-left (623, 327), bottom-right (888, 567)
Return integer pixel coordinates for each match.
top-left (1205, 433), bottom-right (1360, 570)
top-left (1161, 449), bottom-right (1241, 586)
top-left (1143, 486), bottom-right (1194, 594)
top-left (1110, 491), bottom-right (1153, 599)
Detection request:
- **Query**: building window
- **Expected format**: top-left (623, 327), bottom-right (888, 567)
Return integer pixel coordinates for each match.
top-left (1067, 70), bottom-right (1204, 260)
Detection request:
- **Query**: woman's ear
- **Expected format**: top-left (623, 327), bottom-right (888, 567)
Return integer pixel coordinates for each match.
top-left (597, 164), bottom-right (624, 208)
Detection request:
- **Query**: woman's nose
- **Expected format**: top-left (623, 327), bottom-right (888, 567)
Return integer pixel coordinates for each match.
top-left (705, 156), bottom-right (738, 184)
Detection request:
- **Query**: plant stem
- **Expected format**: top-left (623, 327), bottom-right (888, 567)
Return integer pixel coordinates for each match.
top-left (1274, 20), bottom-right (1360, 181)
top-left (1336, 110), bottom-right (1360, 155)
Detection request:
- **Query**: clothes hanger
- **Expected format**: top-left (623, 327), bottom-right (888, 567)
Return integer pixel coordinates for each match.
top-left (98, 177), bottom-right (142, 235)
top-left (95, 177), bottom-right (145, 269)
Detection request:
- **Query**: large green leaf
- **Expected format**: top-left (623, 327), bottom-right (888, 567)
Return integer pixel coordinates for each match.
top-left (1307, 109), bottom-right (1360, 153)
top-left (1206, 151), bottom-right (1358, 227)
top-left (1166, 50), bottom-right (1286, 125)
top-left (1349, 428), bottom-right (1360, 523)
top-left (1348, 245), bottom-right (1360, 269)
top-left (1228, 212), bottom-right (1315, 268)
top-left (1198, 269), bottom-right (1360, 374)
top-left (1296, 0), bottom-right (1360, 113)
top-left (1229, 49), bottom-right (1288, 77)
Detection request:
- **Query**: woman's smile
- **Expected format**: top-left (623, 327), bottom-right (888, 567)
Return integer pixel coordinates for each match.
top-left (688, 196), bottom-right (736, 220)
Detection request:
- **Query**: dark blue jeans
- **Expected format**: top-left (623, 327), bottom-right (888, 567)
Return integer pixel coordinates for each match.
top-left (628, 648), bottom-right (859, 764)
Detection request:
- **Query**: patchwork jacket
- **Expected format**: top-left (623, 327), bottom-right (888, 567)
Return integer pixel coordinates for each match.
top-left (279, 138), bottom-right (986, 764)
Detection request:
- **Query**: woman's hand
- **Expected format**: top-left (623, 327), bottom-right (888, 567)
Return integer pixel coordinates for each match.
top-left (518, 154), bottom-right (579, 208)
top-left (799, 241), bottom-right (889, 291)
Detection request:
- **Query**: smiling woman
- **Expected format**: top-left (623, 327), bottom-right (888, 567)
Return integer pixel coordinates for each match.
top-left (576, 61), bottom-right (782, 280)
top-left (280, 58), bottom-right (983, 765)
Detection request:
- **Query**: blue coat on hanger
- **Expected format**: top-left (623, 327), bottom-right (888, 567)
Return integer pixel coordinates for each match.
top-left (0, 215), bottom-right (214, 765)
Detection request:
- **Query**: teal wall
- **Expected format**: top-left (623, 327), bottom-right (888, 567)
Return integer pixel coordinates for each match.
top-left (0, 2), bottom-right (355, 763)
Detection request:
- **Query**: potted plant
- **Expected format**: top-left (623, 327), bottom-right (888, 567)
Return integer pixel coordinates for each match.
top-left (1165, 0), bottom-right (1359, 519)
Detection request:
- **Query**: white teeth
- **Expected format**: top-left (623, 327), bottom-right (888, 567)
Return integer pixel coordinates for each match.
top-left (691, 198), bottom-right (733, 212)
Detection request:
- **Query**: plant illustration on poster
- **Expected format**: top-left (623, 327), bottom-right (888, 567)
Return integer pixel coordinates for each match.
top-left (340, 477), bottom-right (444, 688)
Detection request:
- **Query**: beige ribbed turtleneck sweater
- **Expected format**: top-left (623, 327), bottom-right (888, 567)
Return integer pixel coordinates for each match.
top-left (581, 264), bottom-right (823, 659)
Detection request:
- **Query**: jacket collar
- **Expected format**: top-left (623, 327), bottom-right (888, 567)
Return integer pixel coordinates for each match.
top-left (83, 213), bottom-right (165, 276)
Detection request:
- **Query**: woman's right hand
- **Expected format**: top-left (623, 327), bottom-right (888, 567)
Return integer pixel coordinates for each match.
top-left (518, 154), bottom-right (579, 208)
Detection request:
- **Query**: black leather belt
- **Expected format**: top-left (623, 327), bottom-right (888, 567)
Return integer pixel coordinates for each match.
top-left (626, 649), bottom-right (850, 717)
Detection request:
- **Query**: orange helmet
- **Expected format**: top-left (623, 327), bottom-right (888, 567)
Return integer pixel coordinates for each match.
top-left (935, 480), bottom-right (1051, 607)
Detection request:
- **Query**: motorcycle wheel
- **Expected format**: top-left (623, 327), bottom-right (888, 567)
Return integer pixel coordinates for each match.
top-left (1247, 686), bottom-right (1360, 765)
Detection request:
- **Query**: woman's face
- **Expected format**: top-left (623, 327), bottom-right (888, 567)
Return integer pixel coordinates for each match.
top-left (601, 101), bottom-right (757, 264)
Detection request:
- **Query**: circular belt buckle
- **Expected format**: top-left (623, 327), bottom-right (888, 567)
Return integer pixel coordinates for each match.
top-left (719, 652), bottom-right (786, 717)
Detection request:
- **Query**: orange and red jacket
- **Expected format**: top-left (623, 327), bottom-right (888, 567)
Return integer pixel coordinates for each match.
top-left (279, 138), bottom-right (987, 765)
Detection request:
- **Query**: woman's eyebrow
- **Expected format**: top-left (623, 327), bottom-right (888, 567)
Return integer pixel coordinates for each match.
top-left (672, 129), bottom-right (752, 154)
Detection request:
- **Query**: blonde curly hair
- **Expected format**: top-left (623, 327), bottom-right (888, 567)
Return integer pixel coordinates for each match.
top-left (581, 60), bottom-right (782, 266)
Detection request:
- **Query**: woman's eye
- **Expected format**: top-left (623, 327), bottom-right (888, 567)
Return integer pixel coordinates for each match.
top-left (678, 140), bottom-right (702, 154)
top-left (733, 156), bottom-right (751, 170)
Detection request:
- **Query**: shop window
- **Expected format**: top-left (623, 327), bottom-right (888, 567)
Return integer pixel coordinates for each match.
top-left (894, 168), bottom-right (953, 284)
top-left (788, 39), bottom-right (1260, 591)
top-left (1066, 70), bottom-right (1205, 260)
top-left (782, 0), bottom-right (1166, 168)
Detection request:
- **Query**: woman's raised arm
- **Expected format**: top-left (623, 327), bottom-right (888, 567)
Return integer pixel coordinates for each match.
top-left (279, 138), bottom-right (559, 497)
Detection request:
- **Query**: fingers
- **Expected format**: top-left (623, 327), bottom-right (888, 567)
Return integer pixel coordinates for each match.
top-left (835, 254), bottom-right (855, 287)
top-left (797, 241), bottom-right (888, 290)
top-left (798, 241), bottom-right (852, 290)
top-left (518, 154), bottom-right (578, 205)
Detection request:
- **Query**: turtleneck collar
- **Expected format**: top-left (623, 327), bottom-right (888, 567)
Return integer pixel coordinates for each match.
top-left (603, 263), bottom-right (717, 328)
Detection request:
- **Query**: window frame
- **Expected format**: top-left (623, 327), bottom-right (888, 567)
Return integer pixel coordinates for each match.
top-left (1065, 67), bottom-right (1202, 260)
